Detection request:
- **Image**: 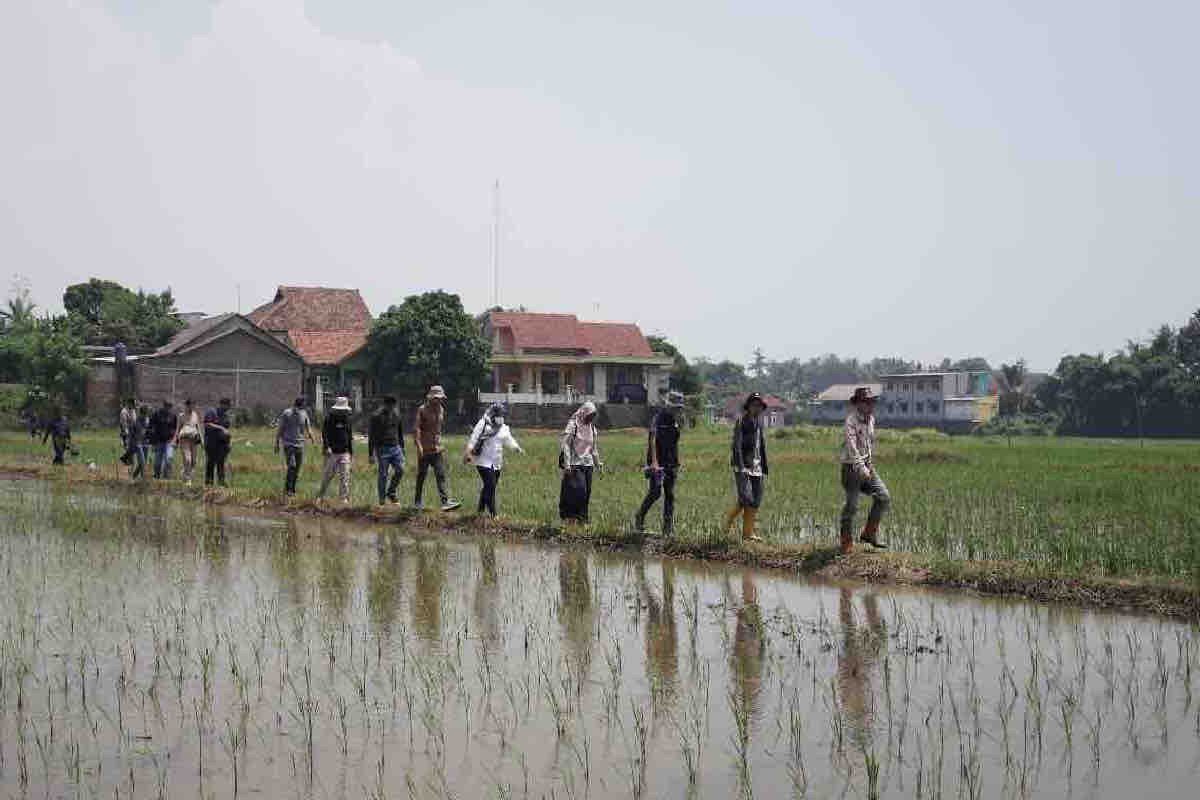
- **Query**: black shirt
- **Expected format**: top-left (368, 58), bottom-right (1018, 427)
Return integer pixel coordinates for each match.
top-left (646, 409), bottom-right (681, 468)
top-left (149, 407), bottom-right (177, 445)
top-left (368, 407), bottom-right (405, 452)
top-left (323, 409), bottom-right (354, 455)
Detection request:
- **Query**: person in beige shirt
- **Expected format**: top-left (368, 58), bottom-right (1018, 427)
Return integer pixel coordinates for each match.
top-left (412, 385), bottom-right (461, 511)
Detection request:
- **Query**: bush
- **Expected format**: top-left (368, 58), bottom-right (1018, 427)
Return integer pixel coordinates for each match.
top-left (976, 413), bottom-right (1060, 437)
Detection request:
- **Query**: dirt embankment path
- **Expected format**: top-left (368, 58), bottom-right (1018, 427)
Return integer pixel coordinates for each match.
top-left (6, 466), bottom-right (1198, 621)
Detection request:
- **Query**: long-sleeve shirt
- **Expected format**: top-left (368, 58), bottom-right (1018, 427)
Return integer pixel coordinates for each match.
top-left (322, 409), bottom-right (354, 455)
top-left (730, 414), bottom-right (768, 476)
top-left (560, 417), bottom-right (600, 468)
top-left (467, 418), bottom-right (521, 470)
top-left (368, 408), bottom-right (405, 453)
top-left (841, 411), bottom-right (875, 474)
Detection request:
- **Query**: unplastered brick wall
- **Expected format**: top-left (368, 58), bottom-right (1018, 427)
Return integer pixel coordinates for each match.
top-left (134, 366), bottom-right (301, 415)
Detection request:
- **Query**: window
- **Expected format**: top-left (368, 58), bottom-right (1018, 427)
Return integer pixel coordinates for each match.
top-left (886, 382), bottom-right (894, 391)
top-left (902, 383), bottom-right (910, 392)
top-left (929, 400), bottom-right (939, 414)
top-left (915, 401), bottom-right (924, 414)
top-left (541, 369), bottom-right (561, 395)
top-left (900, 401), bottom-right (909, 413)
top-left (887, 402), bottom-right (895, 414)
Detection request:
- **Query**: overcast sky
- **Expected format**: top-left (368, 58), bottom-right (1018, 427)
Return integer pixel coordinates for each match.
top-left (2, 1), bottom-right (1197, 370)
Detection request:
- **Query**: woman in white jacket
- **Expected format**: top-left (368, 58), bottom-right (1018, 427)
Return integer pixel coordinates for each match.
top-left (464, 402), bottom-right (523, 516)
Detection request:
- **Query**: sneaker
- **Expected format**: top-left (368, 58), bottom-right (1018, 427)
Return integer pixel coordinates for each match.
top-left (441, 501), bottom-right (462, 512)
top-left (386, 495), bottom-right (399, 505)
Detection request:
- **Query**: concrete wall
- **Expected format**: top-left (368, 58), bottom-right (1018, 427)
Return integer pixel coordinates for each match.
top-left (85, 362), bottom-right (120, 419)
top-left (134, 330), bottom-right (303, 412)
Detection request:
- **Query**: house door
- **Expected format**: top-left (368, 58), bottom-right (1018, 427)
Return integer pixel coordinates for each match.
top-left (541, 369), bottom-right (561, 395)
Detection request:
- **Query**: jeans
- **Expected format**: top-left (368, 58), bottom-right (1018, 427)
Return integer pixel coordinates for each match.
top-left (204, 445), bottom-right (228, 486)
top-left (318, 452), bottom-right (352, 501)
top-left (376, 445), bottom-right (405, 503)
top-left (282, 445), bottom-right (305, 494)
top-left (414, 452), bottom-right (448, 506)
top-left (840, 464), bottom-right (891, 534)
top-left (734, 471), bottom-right (764, 509)
top-left (153, 443), bottom-right (174, 479)
top-left (130, 444), bottom-right (150, 479)
top-left (636, 467), bottom-right (677, 532)
top-left (476, 466), bottom-right (501, 515)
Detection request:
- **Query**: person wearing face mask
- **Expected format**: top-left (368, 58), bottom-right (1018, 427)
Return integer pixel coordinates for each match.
top-left (634, 391), bottom-right (686, 536)
top-left (559, 401), bottom-right (602, 524)
top-left (463, 402), bottom-right (524, 517)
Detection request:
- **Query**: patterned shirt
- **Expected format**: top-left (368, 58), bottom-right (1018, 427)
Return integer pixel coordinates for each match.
top-left (841, 411), bottom-right (875, 473)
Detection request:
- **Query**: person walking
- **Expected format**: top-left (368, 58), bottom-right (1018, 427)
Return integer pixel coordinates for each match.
top-left (118, 397), bottom-right (137, 462)
top-left (129, 405), bottom-right (151, 480)
top-left (634, 391), bottom-right (686, 536)
top-left (724, 393), bottom-right (769, 542)
top-left (149, 399), bottom-right (177, 479)
top-left (464, 402), bottom-right (523, 517)
top-left (274, 397), bottom-right (314, 497)
top-left (413, 385), bottom-right (461, 511)
top-left (42, 410), bottom-right (72, 466)
top-left (839, 387), bottom-right (890, 554)
top-left (203, 398), bottom-right (233, 487)
top-left (317, 395), bottom-right (354, 504)
top-left (368, 395), bottom-right (406, 505)
top-left (174, 399), bottom-right (202, 486)
top-left (559, 401), bottom-right (602, 524)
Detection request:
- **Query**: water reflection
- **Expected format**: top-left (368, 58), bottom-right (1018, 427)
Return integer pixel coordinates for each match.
top-left (413, 542), bottom-right (448, 642)
top-left (368, 530), bottom-right (406, 638)
top-left (837, 587), bottom-right (885, 749)
top-left (558, 551), bottom-right (594, 679)
top-left (472, 540), bottom-right (502, 646)
top-left (640, 560), bottom-right (679, 711)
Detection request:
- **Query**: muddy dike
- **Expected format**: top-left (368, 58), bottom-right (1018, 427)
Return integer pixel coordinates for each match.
top-left (8, 466), bottom-right (1199, 621)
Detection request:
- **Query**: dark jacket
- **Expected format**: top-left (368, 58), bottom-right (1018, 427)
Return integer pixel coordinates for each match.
top-left (730, 414), bottom-right (768, 475)
top-left (149, 407), bottom-right (177, 445)
top-left (323, 408), bottom-right (354, 455)
top-left (42, 417), bottom-right (71, 443)
top-left (368, 407), bottom-right (405, 453)
top-left (646, 409), bottom-right (681, 468)
top-left (204, 407), bottom-right (232, 450)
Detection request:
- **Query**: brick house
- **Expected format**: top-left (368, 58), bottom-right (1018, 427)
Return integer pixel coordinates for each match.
top-left (248, 286), bottom-right (373, 411)
top-left (129, 314), bottom-right (304, 412)
top-left (479, 311), bottom-right (673, 426)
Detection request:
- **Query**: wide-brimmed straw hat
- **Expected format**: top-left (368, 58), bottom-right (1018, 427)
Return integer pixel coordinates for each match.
top-left (331, 396), bottom-right (352, 411)
top-left (427, 385), bottom-right (447, 400)
top-left (851, 387), bottom-right (879, 403)
top-left (665, 390), bottom-right (686, 408)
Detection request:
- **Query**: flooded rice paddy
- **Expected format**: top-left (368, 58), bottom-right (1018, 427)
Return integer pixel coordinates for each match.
top-left (0, 480), bottom-right (1197, 799)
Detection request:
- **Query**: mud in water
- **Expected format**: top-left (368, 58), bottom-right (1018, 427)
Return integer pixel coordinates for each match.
top-left (0, 479), bottom-right (1197, 799)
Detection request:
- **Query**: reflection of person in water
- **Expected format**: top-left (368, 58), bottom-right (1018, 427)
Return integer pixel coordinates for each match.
top-left (837, 587), bottom-right (886, 749)
top-left (413, 543), bottom-right (448, 642)
top-left (367, 533), bottom-right (407, 638)
top-left (640, 560), bottom-right (679, 707)
top-left (731, 572), bottom-right (766, 727)
top-left (558, 551), bottom-right (595, 680)
top-left (472, 541), bottom-right (502, 647)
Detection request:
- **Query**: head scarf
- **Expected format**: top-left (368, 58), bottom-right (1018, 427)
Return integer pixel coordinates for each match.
top-left (472, 402), bottom-right (508, 455)
top-left (572, 401), bottom-right (597, 423)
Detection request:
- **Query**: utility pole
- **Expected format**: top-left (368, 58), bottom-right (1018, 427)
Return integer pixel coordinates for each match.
top-left (491, 180), bottom-right (501, 309)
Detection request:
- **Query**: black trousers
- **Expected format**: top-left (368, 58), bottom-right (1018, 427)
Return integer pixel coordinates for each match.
top-left (559, 466), bottom-right (594, 521)
top-left (636, 467), bottom-right (677, 531)
top-left (205, 444), bottom-right (229, 486)
top-left (476, 466), bottom-right (501, 515)
top-left (414, 452), bottom-right (448, 506)
top-left (283, 445), bottom-right (304, 494)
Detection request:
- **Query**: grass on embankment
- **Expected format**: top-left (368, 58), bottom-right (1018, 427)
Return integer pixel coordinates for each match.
top-left (2, 425), bottom-right (1198, 617)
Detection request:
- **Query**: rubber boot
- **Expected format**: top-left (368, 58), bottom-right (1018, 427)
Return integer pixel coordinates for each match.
top-left (839, 527), bottom-right (854, 555)
top-left (724, 505), bottom-right (742, 534)
top-left (742, 508), bottom-right (761, 542)
top-left (860, 521), bottom-right (886, 548)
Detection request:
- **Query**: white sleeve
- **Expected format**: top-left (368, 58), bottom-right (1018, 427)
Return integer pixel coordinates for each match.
top-left (467, 418), bottom-right (486, 450)
top-left (502, 428), bottom-right (520, 450)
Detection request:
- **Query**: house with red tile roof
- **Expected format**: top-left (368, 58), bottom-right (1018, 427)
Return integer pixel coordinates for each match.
top-left (480, 311), bottom-right (673, 413)
top-left (248, 286), bottom-right (372, 411)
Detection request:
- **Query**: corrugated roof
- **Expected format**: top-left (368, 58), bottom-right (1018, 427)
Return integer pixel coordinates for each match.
top-left (817, 383), bottom-right (883, 402)
top-left (248, 286), bottom-right (371, 333)
top-left (287, 330), bottom-right (368, 366)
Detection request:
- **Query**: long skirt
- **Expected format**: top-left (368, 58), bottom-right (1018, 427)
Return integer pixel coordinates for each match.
top-left (558, 466), bottom-right (594, 521)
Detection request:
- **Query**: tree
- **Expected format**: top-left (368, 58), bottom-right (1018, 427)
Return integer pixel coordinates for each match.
top-left (367, 291), bottom-right (491, 401)
top-left (62, 278), bottom-right (184, 348)
top-left (999, 359), bottom-right (1028, 416)
top-left (646, 335), bottom-right (701, 395)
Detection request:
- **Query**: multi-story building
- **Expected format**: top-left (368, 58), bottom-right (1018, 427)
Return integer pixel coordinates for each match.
top-left (877, 371), bottom-right (998, 430)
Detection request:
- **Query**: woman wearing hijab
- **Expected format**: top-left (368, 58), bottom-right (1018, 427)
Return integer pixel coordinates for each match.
top-left (559, 401), bottom-right (602, 524)
top-left (725, 393), bottom-right (769, 542)
top-left (463, 402), bottom-right (524, 516)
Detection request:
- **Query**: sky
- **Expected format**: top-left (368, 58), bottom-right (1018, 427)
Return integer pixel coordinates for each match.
top-left (2, 0), bottom-right (1197, 371)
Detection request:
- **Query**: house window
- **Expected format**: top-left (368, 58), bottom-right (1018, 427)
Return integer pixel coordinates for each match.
top-left (887, 402), bottom-right (895, 414)
top-left (585, 367), bottom-right (595, 395)
top-left (929, 400), bottom-right (939, 414)
top-left (915, 401), bottom-right (924, 414)
top-left (900, 401), bottom-right (909, 413)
